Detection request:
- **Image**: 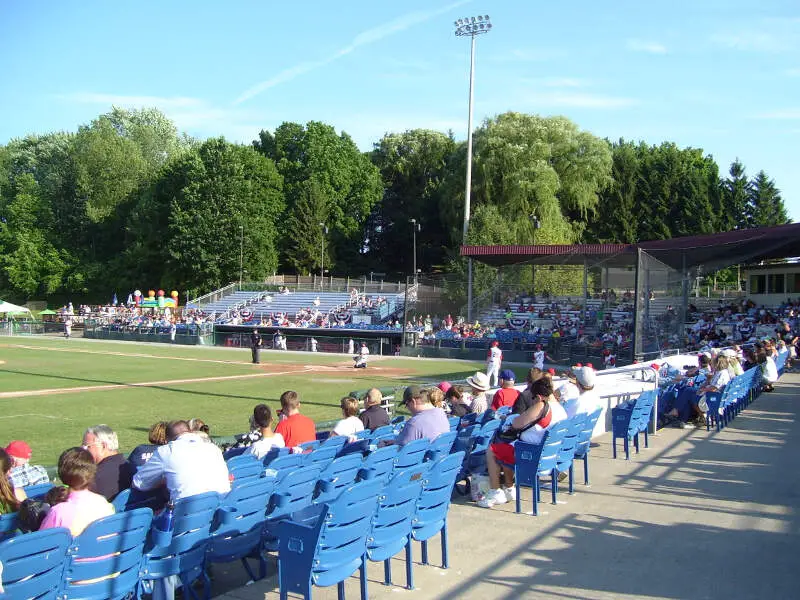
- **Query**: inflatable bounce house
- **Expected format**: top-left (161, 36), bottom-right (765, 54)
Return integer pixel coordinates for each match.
top-left (133, 289), bottom-right (179, 309)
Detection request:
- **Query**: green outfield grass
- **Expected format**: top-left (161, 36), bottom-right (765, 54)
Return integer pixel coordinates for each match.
top-left (0, 336), bottom-right (489, 466)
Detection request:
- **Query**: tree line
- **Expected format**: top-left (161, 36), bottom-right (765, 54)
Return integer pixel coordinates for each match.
top-left (0, 108), bottom-right (789, 303)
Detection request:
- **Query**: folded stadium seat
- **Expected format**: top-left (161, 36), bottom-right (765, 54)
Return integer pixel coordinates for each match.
top-left (572, 408), bottom-right (603, 485)
top-left (208, 477), bottom-right (274, 582)
top-left (553, 416), bottom-right (586, 497)
top-left (425, 431), bottom-right (457, 462)
top-left (611, 395), bottom-right (651, 460)
top-left (62, 508), bottom-right (153, 600)
top-left (358, 445), bottom-right (400, 481)
top-left (511, 428), bottom-right (566, 516)
top-left (366, 463), bottom-right (431, 591)
top-left (411, 452), bottom-right (465, 572)
top-left (306, 445), bottom-right (338, 470)
top-left (393, 438), bottom-right (431, 474)
top-left (139, 492), bottom-right (220, 600)
top-left (0, 527), bottom-right (71, 599)
top-left (313, 454), bottom-right (365, 505)
top-left (276, 478), bottom-right (383, 600)
top-left (22, 482), bottom-right (54, 500)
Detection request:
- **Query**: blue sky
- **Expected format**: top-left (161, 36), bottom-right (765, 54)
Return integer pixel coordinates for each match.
top-left (1, 0), bottom-right (798, 219)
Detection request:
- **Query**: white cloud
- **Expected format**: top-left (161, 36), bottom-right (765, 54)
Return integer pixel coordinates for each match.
top-left (711, 19), bottom-right (799, 53)
top-left (59, 93), bottom-right (203, 110)
top-left (526, 91), bottom-right (639, 109)
top-left (754, 108), bottom-right (800, 120)
top-left (626, 39), bottom-right (668, 54)
top-left (233, 0), bottom-right (472, 105)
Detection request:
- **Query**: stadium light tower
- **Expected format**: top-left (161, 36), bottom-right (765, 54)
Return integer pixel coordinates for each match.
top-left (319, 222), bottom-right (328, 287)
top-left (455, 15), bottom-right (492, 321)
top-left (239, 225), bottom-right (244, 287)
top-left (410, 218), bottom-right (420, 284)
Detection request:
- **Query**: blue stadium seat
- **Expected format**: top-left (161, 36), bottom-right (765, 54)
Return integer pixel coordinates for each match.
top-left (0, 527), bottom-right (71, 600)
top-left (62, 508), bottom-right (153, 600)
top-left (513, 427), bottom-right (567, 516)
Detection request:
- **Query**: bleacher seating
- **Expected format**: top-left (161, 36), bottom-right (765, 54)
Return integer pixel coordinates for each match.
top-left (0, 354), bottom-right (787, 598)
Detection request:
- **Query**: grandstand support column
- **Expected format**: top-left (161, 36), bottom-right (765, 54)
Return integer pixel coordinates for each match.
top-left (401, 276), bottom-right (409, 348)
top-left (582, 258), bottom-right (588, 324)
top-left (682, 252), bottom-right (689, 325)
top-left (467, 259), bottom-right (473, 322)
top-left (632, 248), bottom-right (642, 359)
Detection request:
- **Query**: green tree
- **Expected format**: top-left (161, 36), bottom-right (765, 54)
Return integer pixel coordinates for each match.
top-left (0, 174), bottom-right (68, 298)
top-left (284, 180), bottom-right (330, 274)
top-left (254, 121), bottom-right (383, 274)
top-left (105, 107), bottom-right (193, 171)
top-left (368, 129), bottom-right (456, 275)
top-left (134, 138), bottom-right (284, 294)
top-left (721, 159), bottom-right (750, 229)
top-left (589, 140), bottom-right (639, 242)
top-left (748, 170), bottom-right (789, 227)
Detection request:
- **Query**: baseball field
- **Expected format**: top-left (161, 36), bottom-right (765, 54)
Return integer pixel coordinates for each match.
top-left (0, 336), bottom-right (489, 466)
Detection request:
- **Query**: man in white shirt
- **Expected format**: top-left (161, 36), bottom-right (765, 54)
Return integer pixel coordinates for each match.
top-left (568, 367), bottom-right (606, 436)
top-left (133, 420), bottom-right (230, 502)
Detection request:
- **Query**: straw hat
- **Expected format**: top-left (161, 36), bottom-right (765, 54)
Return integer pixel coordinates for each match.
top-left (465, 371), bottom-right (491, 391)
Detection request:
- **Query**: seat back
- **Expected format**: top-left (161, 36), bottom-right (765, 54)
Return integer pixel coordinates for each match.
top-left (307, 445), bottom-right (339, 470)
top-left (267, 464), bottom-right (323, 521)
top-left (298, 440), bottom-right (320, 452)
top-left (0, 527), bottom-right (71, 600)
top-left (459, 413), bottom-right (479, 428)
top-left (226, 453), bottom-right (257, 469)
top-left (555, 416), bottom-right (584, 472)
top-left (320, 435), bottom-right (348, 453)
top-left (229, 455), bottom-right (265, 487)
top-left (0, 511), bottom-right (18, 540)
top-left (265, 453), bottom-right (306, 483)
top-left (394, 438), bottom-right (431, 472)
top-left (367, 463), bottom-right (430, 561)
top-left (574, 408), bottom-right (603, 458)
top-left (426, 431), bottom-right (457, 462)
top-left (22, 482), bottom-right (55, 500)
top-left (359, 445), bottom-right (400, 481)
top-left (448, 416), bottom-right (461, 431)
top-left (63, 508), bottom-right (153, 600)
top-left (412, 452), bottom-right (464, 542)
top-left (369, 425), bottom-right (395, 444)
top-left (143, 491), bottom-right (220, 561)
top-left (314, 454), bottom-right (365, 505)
top-left (479, 409), bottom-right (496, 424)
top-left (634, 390), bottom-right (656, 433)
top-left (514, 427), bottom-right (566, 486)
top-left (213, 477), bottom-right (274, 537)
top-left (261, 446), bottom-right (291, 465)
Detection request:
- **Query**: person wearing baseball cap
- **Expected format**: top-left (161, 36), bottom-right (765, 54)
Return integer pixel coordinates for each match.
top-left (491, 369), bottom-right (520, 410)
top-left (566, 366), bottom-right (604, 428)
top-left (388, 386), bottom-right (449, 446)
top-left (5, 440), bottom-right (49, 489)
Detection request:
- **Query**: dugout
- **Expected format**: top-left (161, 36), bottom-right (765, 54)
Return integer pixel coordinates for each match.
top-left (461, 223), bottom-right (800, 361)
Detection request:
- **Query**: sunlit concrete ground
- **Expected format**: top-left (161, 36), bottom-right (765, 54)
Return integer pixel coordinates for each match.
top-left (210, 372), bottom-right (800, 600)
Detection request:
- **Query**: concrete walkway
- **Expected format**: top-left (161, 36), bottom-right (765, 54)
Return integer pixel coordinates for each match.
top-left (210, 374), bottom-right (800, 600)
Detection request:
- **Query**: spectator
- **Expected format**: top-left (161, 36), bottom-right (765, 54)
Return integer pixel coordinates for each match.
top-left (564, 367), bottom-right (602, 418)
top-left (133, 420), bottom-right (230, 502)
top-left (188, 418), bottom-right (211, 440)
top-left (465, 371), bottom-right (491, 414)
top-left (554, 371), bottom-right (580, 406)
top-left (331, 397), bottom-right (365, 437)
top-left (128, 421), bottom-right (168, 470)
top-left (245, 404), bottom-right (285, 459)
top-left (391, 386), bottom-right (449, 446)
top-left (0, 448), bottom-right (24, 513)
top-left (83, 425), bottom-right (133, 501)
top-left (40, 447), bottom-right (114, 536)
top-left (446, 385), bottom-right (470, 418)
top-left (359, 388), bottom-right (390, 430)
top-left (5, 440), bottom-right (49, 488)
top-left (512, 368), bottom-right (546, 414)
top-left (428, 387), bottom-right (445, 409)
top-left (275, 391), bottom-right (317, 448)
top-left (491, 370), bottom-right (520, 410)
top-left (479, 378), bottom-right (567, 508)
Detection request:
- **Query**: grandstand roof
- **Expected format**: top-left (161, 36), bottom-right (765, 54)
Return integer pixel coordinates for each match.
top-left (461, 223), bottom-right (800, 272)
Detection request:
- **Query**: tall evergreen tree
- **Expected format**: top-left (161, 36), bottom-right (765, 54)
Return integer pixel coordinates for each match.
top-left (721, 159), bottom-right (750, 229)
top-left (748, 170), bottom-right (789, 227)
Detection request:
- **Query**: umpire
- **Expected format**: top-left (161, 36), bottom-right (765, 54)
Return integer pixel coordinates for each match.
top-left (251, 329), bottom-right (262, 364)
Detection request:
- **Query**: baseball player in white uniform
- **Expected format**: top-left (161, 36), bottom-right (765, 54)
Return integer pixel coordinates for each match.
top-left (486, 341), bottom-right (503, 387)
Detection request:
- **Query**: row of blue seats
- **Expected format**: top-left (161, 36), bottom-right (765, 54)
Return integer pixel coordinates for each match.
top-left (0, 444), bottom-right (465, 600)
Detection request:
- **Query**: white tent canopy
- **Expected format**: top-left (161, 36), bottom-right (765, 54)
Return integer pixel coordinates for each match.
top-left (0, 300), bottom-right (32, 314)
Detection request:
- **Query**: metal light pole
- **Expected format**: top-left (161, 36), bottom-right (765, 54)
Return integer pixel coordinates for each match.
top-left (410, 218), bottom-right (419, 284)
top-left (530, 214), bottom-right (540, 296)
top-left (455, 15), bottom-right (492, 322)
top-left (238, 225), bottom-right (244, 287)
top-left (319, 222), bottom-right (327, 289)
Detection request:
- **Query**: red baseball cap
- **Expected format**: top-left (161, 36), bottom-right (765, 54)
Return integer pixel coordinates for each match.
top-left (5, 440), bottom-right (32, 459)
top-left (650, 363), bottom-right (660, 370)
top-left (547, 368), bottom-right (556, 375)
